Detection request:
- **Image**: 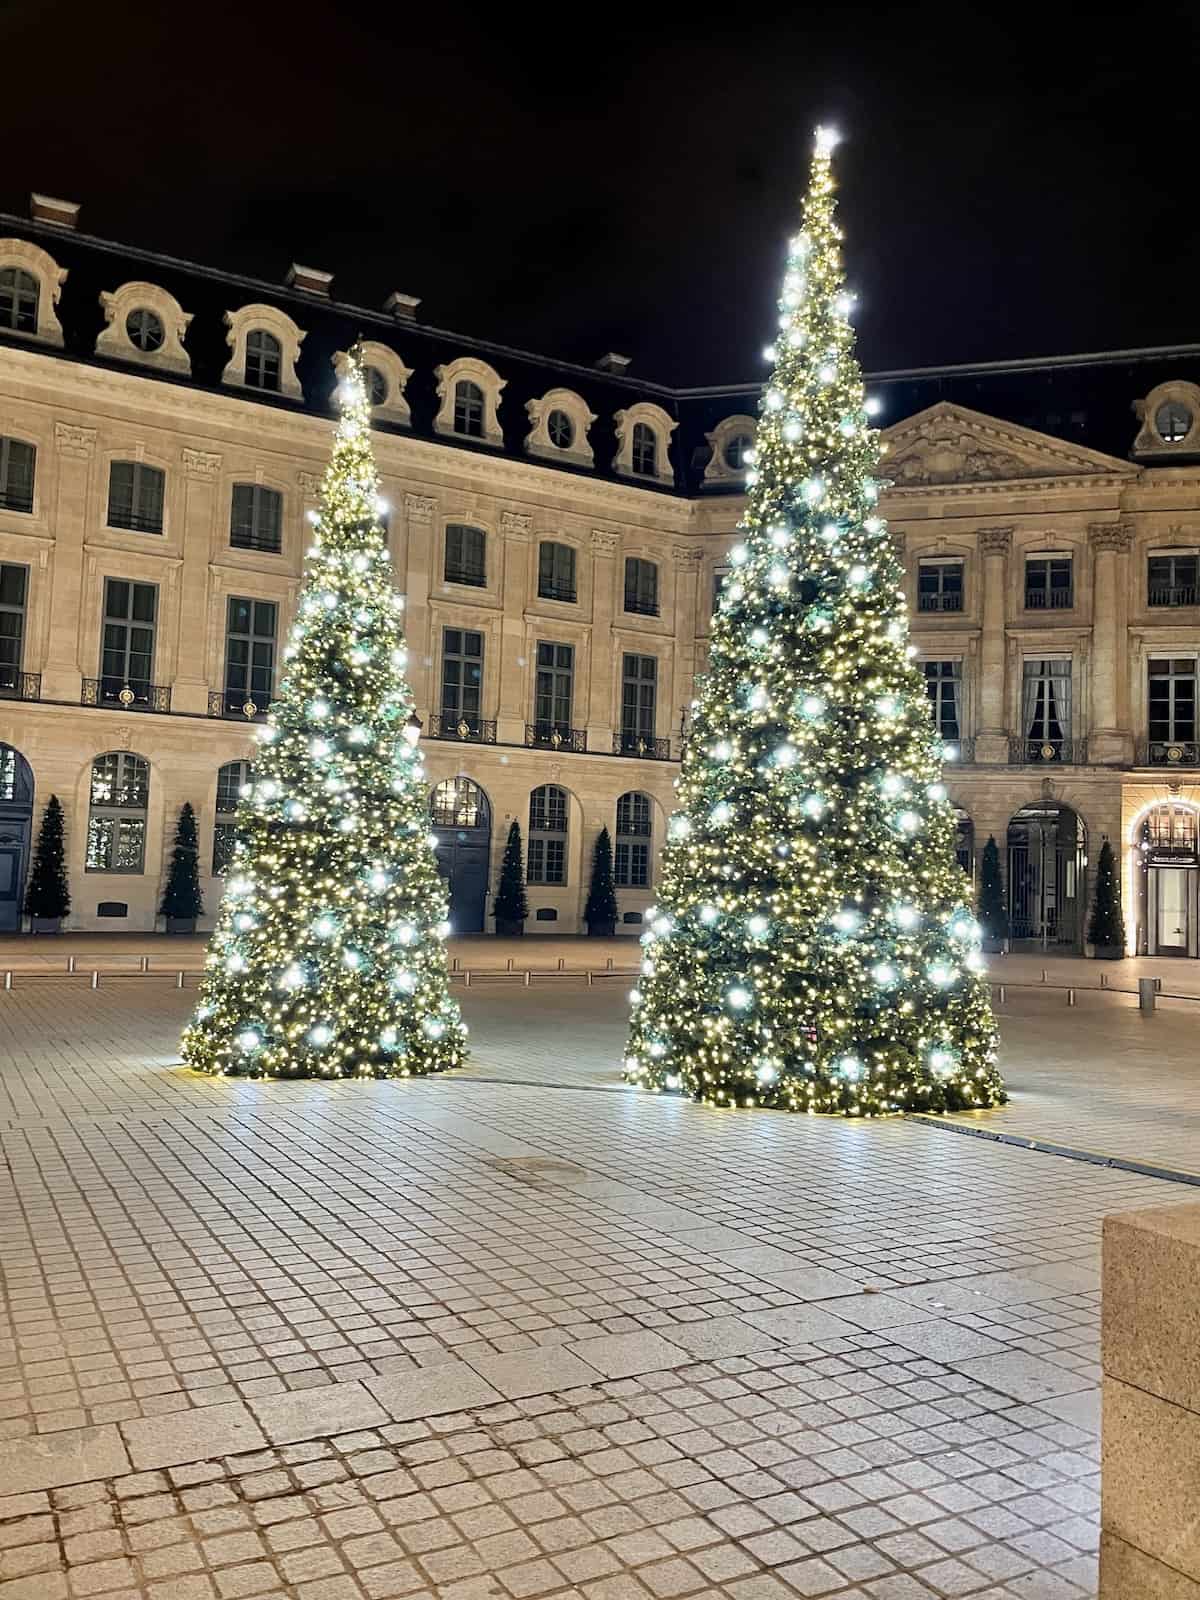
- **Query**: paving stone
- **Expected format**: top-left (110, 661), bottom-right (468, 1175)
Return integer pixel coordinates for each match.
top-left (366, 1364), bottom-right (503, 1423)
top-left (120, 1406), bottom-right (266, 1472)
top-left (464, 1349), bottom-right (600, 1400)
top-left (249, 1383), bottom-right (389, 1446)
top-left (0, 1428), bottom-right (129, 1496)
top-left (645, 1317), bottom-right (779, 1360)
top-left (956, 1354), bottom-right (1094, 1405)
top-left (567, 1333), bottom-right (688, 1380)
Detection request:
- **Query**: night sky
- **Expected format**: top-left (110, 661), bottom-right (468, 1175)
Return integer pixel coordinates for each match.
top-left (4, 3), bottom-right (1198, 386)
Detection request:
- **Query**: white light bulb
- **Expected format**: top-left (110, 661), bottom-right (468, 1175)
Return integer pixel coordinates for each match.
top-left (308, 1024), bottom-right (333, 1047)
top-left (313, 916), bottom-right (336, 939)
top-left (750, 626), bottom-right (770, 647)
top-left (310, 738), bottom-right (331, 759)
top-left (234, 912), bottom-right (255, 932)
top-left (801, 696), bottom-right (825, 718)
top-left (669, 815), bottom-right (691, 840)
top-left (338, 816), bottom-right (357, 833)
top-left (803, 477), bottom-right (824, 502)
top-left (730, 544), bottom-right (749, 566)
top-left (393, 969), bottom-right (416, 993)
top-left (876, 696), bottom-right (897, 717)
top-left (765, 388), bottom-right (784, 411)
top-left (369, 870), bottom-right (390, 893)
top-left (814, 124), bottom-right (841, 154)
top-left (437, 920), bottom-right (451, 939)
top-left (236, 1029), bottom-right (261, 1052)
top-left (350, 648), bottom-right (370, 666)
top-left (929, 963), bottom-right (957, 988)
top-left (848, 565), bottom-right (869, 586)
top-left (770, 526), bottom-right (790, 548)
top-left (278, 964), bottom-right (305, 991)
top-left (818, 364), bottom-right (836, 384)
top-left (711, 740), bottom-right (732, 762)
top-left (747, 914), bottom-right (769, 938)
top-left (774, 743), bottom-right (797, 768)
top-left (894, 905), bottom-right (919, 929)
top-left (802, 794), bottom-right (826, 819)
top-left (257, 725), bottom-right (276, 744)
top-left (306, 509), bottom-right (320, 525)
top-left (710, 802), bottom-right (733, 826)
top-left (342, 949), bottom-right (361, 970)
top-left (966, 950), bottom-right (986, 972)
top-left (897, 810), bottom-right (922, 834)
top-left (426, 832), bottom-right (440, 850)
top-left (871, 962), bottom-right (896, 986)
top-left (665, 1073), bottom-right (681, 1090)
top-left (833, 909), bottom-right (860, 933)
top-left (726, 986), bottom-right (752, 1010)
top-left (755, 1062), bottom-right (777, 1084)
top-left (783, 420), bottom-right (801, 441)
top-left (310, 699), bottom-right (330, 720)
top-left (865, 396), bottom-right (882, 417)
top-left (838, 1055), bottom-right (863, 1082)
top-left (768, 564), bottom-right (789, 588)
top-left (927, 782), bottom-right (948, 802)
top-left (762, 344), bottom-right (776, 362)
top-left (881, 774), bottom-right (905, 796)
top-left (748, 686), bottom-right (768, 710)
top-left (699, 904), bottom-right (719, 925)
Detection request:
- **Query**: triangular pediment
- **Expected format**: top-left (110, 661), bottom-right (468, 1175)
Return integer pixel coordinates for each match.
top-left (881, 401), bottom-right (1136, 489)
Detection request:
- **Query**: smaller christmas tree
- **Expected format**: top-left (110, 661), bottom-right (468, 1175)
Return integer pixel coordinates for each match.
top-left (585, 826), bottom-right (617, 936)
top-left (1088, 839), bottom-right (1125, 957)
top-left (977, 836), bottom-right (1008, 951)
top-left (160, 802), bottom-right (204, 929)
top-left (25, 795), bottom-right (69, 928)
top-left (494, 821), bottom-right (528, 934)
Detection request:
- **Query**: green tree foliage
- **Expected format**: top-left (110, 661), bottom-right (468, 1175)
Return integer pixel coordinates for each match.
top-left (585, 827), bottom-right (618, 930)
top-left (1088, 839), bottom-right (1125, 950)
top-left (24, 794), bottom-right (70, 921)
top-left (159, 802), bottom-right (204, 922)
top-left (494, 821), bottom-right (528, 928)
top-left (977, 836), bottom-right (1008, 944)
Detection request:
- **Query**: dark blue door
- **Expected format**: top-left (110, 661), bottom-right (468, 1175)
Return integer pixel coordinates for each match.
top-left (0, 744), bottom-right (34, 933)
top-left (430, 777), bottom-right (491, 935)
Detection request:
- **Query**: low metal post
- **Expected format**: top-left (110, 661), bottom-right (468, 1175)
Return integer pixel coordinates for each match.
top-left (139, 956), bottom-right (150, 973)
top-left (1100, 973), bottom-right (1108, 988)
top-left (523, 970), bottom-right (531, 987)
top-left (91, 970), bottom-right (100, 989)
top-left (1067, 988), bottom-right (1076, 1007)
top-left (1138, 977), bottom-right (1157, 1014)
top-left (67, 955), bottom-right (77, 973)
top-left (3, 970), bottom-right (11, 991)
top-left (557, 958), bottom-right (565, 971)
top-left (1155, 976), bottom-right (1164, 993)
top-left (606, 957), bottom-right (614, 971)
top-left (587, 970), bottom-right (594, 987)
top-left (464, 969), bottom-right (472, 987)
top-left (176, 971), bottom-right (185, 989)
top-left (1041, 968), bottom-right (1048, 984)
top-left (506, 957), bottom-right (514, 973)
top-left (998, 984), bottom-right (1006, 1004)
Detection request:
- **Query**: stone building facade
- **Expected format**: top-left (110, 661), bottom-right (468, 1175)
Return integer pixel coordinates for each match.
top-left (1, 197), bottom-right (1199, 953)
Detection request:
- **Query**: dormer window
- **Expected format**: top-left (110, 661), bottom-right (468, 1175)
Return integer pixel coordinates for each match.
top-left (724, 434), bottom-right (753, 470)
top-left (631, 423), bottom-right (657, 477)
top-left (547, 409), bottom-right (574, 449)
top-left (1156, 401), bottom-right (1193, 445)
top-left (0, 268), bottom-right (37, 334)
top-left (125, 309), bottom-right (164, 352)
top-left (454, 380), bottom-right (485, 438)
top-left (332, 343), bottom-right (412, 427)
top-left (245, 330), bottom-right (282, 392)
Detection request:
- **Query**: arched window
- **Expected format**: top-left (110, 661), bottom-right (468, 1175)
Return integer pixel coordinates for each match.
top-left (615, 791), bottom-right (652, 887)
top-left (430, 776), bottom-right (485, 829)
top-left (86, 752), bottom-right (149, 873)
top-left (0, 267), bottom-right (38, 334)
top-left (723, 433), bottom-right (753, 470)
top-left (107, 461), bottom-right (165, 534)
top-left (245, 329), bottom-right (282, 392)
top-left (213, 759), bottom-right (252, 875)
top-left (230, 484), bottom-right (283, 553)
top-left (624, 557), bottom-right (659, 617)
top-left (631, 422), bottom-right (658, 477)
top-left (537, 541), bottom-right (577, 604)
top-left (364, 365), bottom-right (388, 407)
top-left (529, 785), bottom-right (568, 885)
top-left (453, 380), bottom-right (485, 438)
top-left (0, 436), bottom-right (35, 514)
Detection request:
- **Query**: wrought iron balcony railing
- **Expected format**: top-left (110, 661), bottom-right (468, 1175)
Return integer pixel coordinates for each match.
top-left (623, 595), bottom-right (660, 617)
top-left (1137, 738), bottom-right (1200, 768)
top-left (1148, 585), bottom-right (1198, 608)
top-left (209, 689), bottom-right (273, 721)
top-left (614, 731), bottom-right (671, 760)
top-left (536, 581), bottom-right (577, 604)
top-left (940, 736), bottom-right (975, 763)
top-left (230, 529), bottom-right (283, 555)
top-left (0, 487), bottom-right (33, 514)
top-left (917, 592), bottom-right (964, 613)
top-left (1008, 736), bottom-right (1088, 766)
top-left (428, 712), bottom-right (497, 743)
top-left (0, 669), bottom-right (41, 701)
top-left (1024, 588), bottom-right (1074, 610)
top-left (444, 563), bottom-right (487, 588)
top-left (525, 723), bottom-right (587, 752)
top-left (82, 678), bottom-right (172, 713)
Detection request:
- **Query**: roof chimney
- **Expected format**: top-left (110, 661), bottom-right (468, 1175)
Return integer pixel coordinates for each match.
top-left (285, 263), bottom-right (334, 298)
top-left (384, 291), bottom-right (421, 322)
top-left (30, 193), bottom-right (80, 230)
top-left (595, 351), bottom-right (631, 375)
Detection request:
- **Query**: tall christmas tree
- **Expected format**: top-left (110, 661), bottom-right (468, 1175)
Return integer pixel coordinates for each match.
top-left (625, 131), bottom-right (1003, 1116)
top-left (182, 354), bottom-right (465, 1078)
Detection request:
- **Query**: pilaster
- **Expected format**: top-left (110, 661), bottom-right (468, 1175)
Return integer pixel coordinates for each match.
top-left (497, 510), bottom-right (532, 744)
top-left (402, 493), bottom-right (435, 715)
top-left (41, 422), bottom-right (96, 703)
top-left (1088, 522), bottom-right (1134, 764)
top-left (975, 526), bottom-right (1012, 764)
top-left (586, 529), bottom-right (619, 750)
top-left (173, 448), bottom-right (221, 715)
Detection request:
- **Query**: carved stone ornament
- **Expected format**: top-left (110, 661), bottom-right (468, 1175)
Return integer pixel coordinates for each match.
top-left (298, 471), bottom-right (322, 496)
top-left (53, 421), bottom-right (96, 460)
top-left (113, 725), bottom-right (133, 751)
top-left (404, 494), bottom-right (435, 523)
top-left (978, 526), bottom-right (1014, 557)
top-left (182, 448), bottom-right (221, 479)
top-left (884, 401), bottom-right (1131, 488)
top-left (591, 529), bottom-right (620, 555)
top-left (1088, 521), bottom-right (1133, 553)
top-left (671, 544), bottom-right (703, 568)
top-left (500, 511), bottom-right (533, 538)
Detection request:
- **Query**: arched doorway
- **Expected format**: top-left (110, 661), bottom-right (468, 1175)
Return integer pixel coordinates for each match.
top-left (0, 744), bottom-right (34, 932)
top-left (1007, 802), bottom-right (1087, 951)
top-left (430, 777), bottom-right (491, 934)
top-left (1136, 802), bottom-right (1199, 956)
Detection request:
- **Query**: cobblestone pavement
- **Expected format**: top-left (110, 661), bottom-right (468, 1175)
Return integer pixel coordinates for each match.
top-left (0, 983), bottom-right (1196, 1598)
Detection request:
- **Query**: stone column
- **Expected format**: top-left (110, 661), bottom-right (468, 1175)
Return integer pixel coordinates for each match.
top-left (671, 544), bottom-right (703, 754)
top-left (975, 526), bottom-right (1013, 764)
top-left (40, 421), bottom-right (96, 703)
top-left (1088, 522), bottom-right (1134, 765)
top-left (497, 510), bottom-right (532, 746)
top-left (587, 530), bottom-right (619, 752)
top-left (402, 493), bottom-right (435, 716)
top-left (171, 448), bottom-right (221, 715)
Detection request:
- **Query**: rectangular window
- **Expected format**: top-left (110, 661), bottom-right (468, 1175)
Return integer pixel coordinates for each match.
top-left (223, 598), bottom-right (277, 717)
top-left (0, 436), bottom-right (35, 513)
top-left (444, 524), bottom-right (487, 587)
top-left (534, 642), bottom-right (573, 734)
top-left (917, 560), bottom-right (964, 613)
top-left (100, 578), bottom-right (157, 704)
top-left (624, 558), bottom-right (659, 616)
top-left (537, 542), bottom-right (577, 603)
top-left (923, 660), bottom-right (961, 740)
top-left (1148, 553), bottom-right (1198, 608)
top-left (107, 462), bottom-right (165, 534)
top-left (441, 628), bottom-right (484, 731)
top-left (86, 816), bottom-right (146, 872)
top-left (528, 837), bottom-right (566, 885)
top-left (0, 563), bottom-right (27, 696)
top-left (1021, 659), bottom-right (1072, 755)
top-left (1024, 556), bottom-right (1073, 610)
top-left (1148, 658), bottom-right (1197, 743)
top-left (230, 485), bottom-right (283, 553)
top-left (615, 841), bottom-right (649, 888)
top-left (620, 654), bottom-right (657, 751)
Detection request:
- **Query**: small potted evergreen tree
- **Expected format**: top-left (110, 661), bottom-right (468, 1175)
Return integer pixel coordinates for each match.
top-left (24, 794), bottom-right (70, 933)
top-left (1088, 838), bottom-right (1125, 959)
top-left (585, 825), bottom-right (618, 937)
top-left (159, 802), bottom-right (204, 933)
top-left (493, 820), bottom-right (528, 936)
top-left (977, 834), bottom-right (1008, 954)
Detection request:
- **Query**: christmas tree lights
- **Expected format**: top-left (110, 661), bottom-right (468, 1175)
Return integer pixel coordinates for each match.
top-left (624, 131), bottom-right (1003, 1116)
top-left (182, 353), bottom-right (465, 1078)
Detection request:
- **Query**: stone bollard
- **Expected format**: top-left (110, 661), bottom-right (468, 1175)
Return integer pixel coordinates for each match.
top-left (1100, 1202), bottom-right (1200, 1595)
top-left (1138, 978), bottom-right (1157, 1014)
